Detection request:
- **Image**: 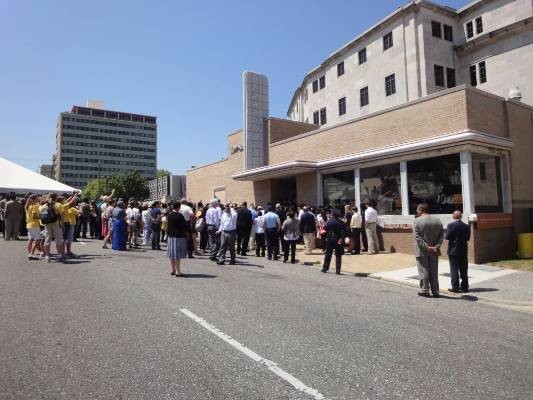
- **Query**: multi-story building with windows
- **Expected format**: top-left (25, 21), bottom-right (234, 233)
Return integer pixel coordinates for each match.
top-left (186, 0), bottom-right (533, 263)
top-left (53, 102), bottom-right (157, 189)
top-left (287, 0), bottom-right (532, 126)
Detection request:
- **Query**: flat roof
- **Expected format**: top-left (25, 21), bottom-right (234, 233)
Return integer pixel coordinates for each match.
top-left (69, 105), bottom-right (157, 124)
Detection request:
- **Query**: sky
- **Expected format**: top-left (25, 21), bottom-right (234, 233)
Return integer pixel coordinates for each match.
top-left (0, 0), bottom-right (467, 175)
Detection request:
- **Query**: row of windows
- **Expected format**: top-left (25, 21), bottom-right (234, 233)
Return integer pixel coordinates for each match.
top-left (60, 156), bottom-right (155, 167)
top-left (61, 170), bottom-right (153, 179)
top-left (62, 132), bottom-right (155, 146)
top-left (434, 65), bottom-right (456, 88)
top-left (431, 20), bottom-right (453, 41)
top-left (62, 116), bottom-right (156, 131)
top-left (470, 61), bottom-right (487, 86)
top-left (63, 124), bottom-right (156, 140)
top-left (61, 165), bottom-right (124, 172)
top-left (310, 73), bottom-right (396, 124)
top-left (61, 140), bottom-right (155, 153)
top-left (306, 31), bottom-right (393, 103)
top-left (466, 16), bottom-right (483, 39)
top-left (61, 148), bottom-right (156, 160)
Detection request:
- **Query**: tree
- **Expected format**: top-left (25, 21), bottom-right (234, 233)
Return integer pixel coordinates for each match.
top-left (156, 169), bottom-right (172, 178)
top-left (82, 171), bottom-right (148, 201)
top-left (82, 178), bottom-right (111, 200)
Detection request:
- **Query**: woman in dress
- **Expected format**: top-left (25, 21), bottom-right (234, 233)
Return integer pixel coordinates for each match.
top-left (112, 201), bottom-right (127, 251)
top-left (102, 199), bottom-right (115, 249)
top-left (166, 201), bottom-right (188, 276)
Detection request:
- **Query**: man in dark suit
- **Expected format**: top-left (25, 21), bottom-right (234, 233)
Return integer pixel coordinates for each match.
top-left (236, 201), bottom-right (253, 256)
top-left (445, 210), bottom-right (471, 293)
top-left (413, 203), bottom-right (444, 298)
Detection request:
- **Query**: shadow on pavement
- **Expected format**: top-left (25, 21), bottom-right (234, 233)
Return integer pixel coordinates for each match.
top-left (182, 274), bottom-right (217, 278)
top-left (467, 288), bottom-right (499, 293)
top-left (439, 294), bottom-right (479, 302)
top-left (236, 262), bottom-right (265, 268)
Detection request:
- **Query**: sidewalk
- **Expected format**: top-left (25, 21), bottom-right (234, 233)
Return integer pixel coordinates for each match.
top-left (293, 245), bottom-right (533, 306)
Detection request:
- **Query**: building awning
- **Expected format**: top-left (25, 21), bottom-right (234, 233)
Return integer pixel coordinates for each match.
top-left (232, 130), bottom-right (513, 181)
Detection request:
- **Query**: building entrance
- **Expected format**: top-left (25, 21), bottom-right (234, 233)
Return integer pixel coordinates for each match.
top-left (270, 178), bottom-right (296, 205)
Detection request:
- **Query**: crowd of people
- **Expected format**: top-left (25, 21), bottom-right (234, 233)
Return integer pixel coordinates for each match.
top-left (1, 191), bottom-right (470, 296)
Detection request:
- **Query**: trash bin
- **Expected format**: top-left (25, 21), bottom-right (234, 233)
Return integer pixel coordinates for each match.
top-left (517, 233), bottom-right (533, 259)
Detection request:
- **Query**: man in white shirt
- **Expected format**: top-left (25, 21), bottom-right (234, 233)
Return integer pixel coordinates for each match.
top-left (364, 201), bottom-right (379, 254)
top-left (141, 205), bottom-right (152, 245)
top-left (126, 200), bottom-right (141, 248)
top-left (206, 199), bottom-right (222, 261)
top-left (216, 203), bottom-right (237, 265)
top-left (350, 206), bottom-right (362, 255)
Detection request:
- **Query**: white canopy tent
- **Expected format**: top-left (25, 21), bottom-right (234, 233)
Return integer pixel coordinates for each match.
top-left (0, 157), bottom-right (78, 195)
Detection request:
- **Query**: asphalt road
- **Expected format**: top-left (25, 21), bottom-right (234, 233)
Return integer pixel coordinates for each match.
top-left (1, 239), bottom-right (532, 400)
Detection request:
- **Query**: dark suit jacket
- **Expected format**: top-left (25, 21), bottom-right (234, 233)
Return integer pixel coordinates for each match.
top-left (236, 208), bottom-right (252, 230)
top-left (445, 219), bottom-right (470, 257)
top-left (299, 211), bottom-right (316, 234)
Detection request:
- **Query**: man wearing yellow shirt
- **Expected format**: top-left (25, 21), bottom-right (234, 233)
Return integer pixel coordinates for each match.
top-left (25, 194), bottom-right (43, 259)
top-left (40, 192), bottom-right (79, 263)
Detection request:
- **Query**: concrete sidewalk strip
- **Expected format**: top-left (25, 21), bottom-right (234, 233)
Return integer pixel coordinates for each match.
top-left (371, 262), bottom-right (517, 289)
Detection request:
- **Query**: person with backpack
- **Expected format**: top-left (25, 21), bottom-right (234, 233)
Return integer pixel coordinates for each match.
top-left (150, 201), bottom-right (162, 250)
top-left (40, 192), bottom-right (79, 263)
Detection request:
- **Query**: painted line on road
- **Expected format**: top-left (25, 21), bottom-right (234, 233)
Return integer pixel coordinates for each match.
top-left (179, 308), bottom-right (329, 400)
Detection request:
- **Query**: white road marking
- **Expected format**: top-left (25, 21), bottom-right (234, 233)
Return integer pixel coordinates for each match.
top-left (179, 308), bottom-right (329, 400)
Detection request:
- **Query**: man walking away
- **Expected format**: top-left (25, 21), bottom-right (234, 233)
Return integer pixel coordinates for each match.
top-left (206, 199), bottom-right (222, 261)
top-left (364, 201), bottom-right (379, 254)
top-left (446, 211), bottom-right (471, 293)
top-left (413, 203), bottom-right (444, 298)
top-left (299, 206), bottom-right (316, 255)
top-left (216, 204), bottom-right (237, 265)
top-left (321, 209), bottom-right (348, 275)
top-left (141, 205), bottom-right (151, 245)
top-left (263, 205), bottom-right (281, 260)
top-left (179, 198), bottom-right (195, 258)
top-left (281, 210), bottom-right (300, 263)
top-left (236, 201), bottom-right (253, 256)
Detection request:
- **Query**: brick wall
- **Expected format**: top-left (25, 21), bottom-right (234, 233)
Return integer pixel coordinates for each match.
top-left (269, 89), bottom-right (469, 165)
top-left (296, 173), bottom-right (318, 205)
top-left (267, 118), bottom-right (318, 144)
top-left (466, 89), bottom-right (508, 137)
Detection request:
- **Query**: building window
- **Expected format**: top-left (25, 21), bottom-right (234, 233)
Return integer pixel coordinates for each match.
top-left (385, 74), bottom-right (396, 96)
top-left (446, 68), bottom-right (456, 88)
top-left (431, 20), bottom-right (442, 38)
top-left (312, 80), bottom-right (319, 93)
top-left (304, 89), bottom-right (308, 103)
top-left (360, 86), bottom-right (369, 107)
top-left (323, 170), bottom-right (355, 207)
top-left (475, 16), bottom-right (483, 34)
top-left (443, 24), bottom-right (453, 41)
top-left (479, 61), bottom-right (487, 83)
top-left (473, 154), bottom-right (503, 213)
top-left (313, 111), bottom-right (319, 125)
top-left (383, 32), bottom-right (393, 50)
top-left (337, 61), bottom-right (345, 77)
top-left (434, 65), bottom-right (444, 87)
top-left (466, 21), bottom-right (474, 38)
top-left (360, 163), bottom-right (402, 215)
top-left (358, 48), bottom-right (367, 64)
top-left (470, 65), bottom-right (477, 86)
top-left (319, 76), bottom-right (326, 89)
top-left (407, 154), bottom-right (462, 214)
top-left (319, 107), bottom-right (327, 125)
top-left (338, 97), bottom-right (346, 116)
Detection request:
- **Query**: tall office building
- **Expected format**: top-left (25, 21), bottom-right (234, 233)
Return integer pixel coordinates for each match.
top-left (54, 101), bottom-right (157, 189)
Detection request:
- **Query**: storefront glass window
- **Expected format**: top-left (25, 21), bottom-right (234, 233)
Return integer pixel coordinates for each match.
top-left (360, 163), bottom-right (402, 215)
top-left (473, 154), bottom-right (503, 213)
top-left (323, 171), bottom-right (355, 208)
top-left (407, 154), bottom-right (462, 214)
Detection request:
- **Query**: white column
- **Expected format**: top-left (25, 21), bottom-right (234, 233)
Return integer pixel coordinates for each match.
top-left (460, 150), bottom-right (475, 217)
top-left (500, 153), bottom-right (512, 213)
top-left (354, 168), bottom-right (361, 208)
top-left (316, 173), bottom-right (323, 206)
top-left (400, 161), bottom-right (409, 215)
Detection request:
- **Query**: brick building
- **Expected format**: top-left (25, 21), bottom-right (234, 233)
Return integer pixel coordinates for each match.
top-left (186, 0), bottom-right (533, 263)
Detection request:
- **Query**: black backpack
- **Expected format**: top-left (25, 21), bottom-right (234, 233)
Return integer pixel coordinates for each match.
top-left (40, 202), bottom-right (58, 225)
